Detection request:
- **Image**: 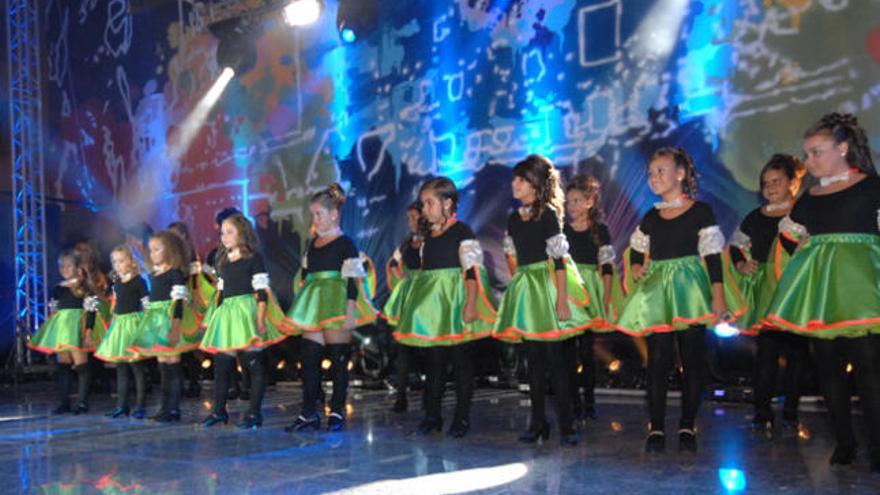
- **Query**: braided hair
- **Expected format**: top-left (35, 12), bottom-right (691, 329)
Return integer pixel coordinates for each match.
top-left (648, 147), bottom-right (698, 198)
top-left (512, 154), bottom-right (565, 228)
top-left (759, 153), bottom-right (806, 197)
top-left (804, 112), bottom-right (876, 176)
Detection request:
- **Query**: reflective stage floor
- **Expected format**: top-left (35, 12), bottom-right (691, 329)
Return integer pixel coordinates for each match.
top-left (0, 383), bottom-right (878, 494)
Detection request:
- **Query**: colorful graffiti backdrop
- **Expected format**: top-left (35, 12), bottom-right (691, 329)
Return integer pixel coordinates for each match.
top-left (43, 0), bottom-right (880, 294)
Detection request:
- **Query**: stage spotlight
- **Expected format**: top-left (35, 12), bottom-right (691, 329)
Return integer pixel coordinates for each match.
top-left (201, 359), bottom-right (212, 369)
top-left (283, 0), bottom-right (321, 26)
top-left (321, 358), bottom-right (332, 370)
top-left (341, 27), bottom-right (356, 43)
top-left (717, 468), bottom-right (747, 492)
top-left (336, 0), bottom-right (377, 44)
top-left (608, 359), bottom-right (621, 373)
top-left (276, 360), bottom-right (287, 370)
top-left (713, 322), bottom-right (740, 338)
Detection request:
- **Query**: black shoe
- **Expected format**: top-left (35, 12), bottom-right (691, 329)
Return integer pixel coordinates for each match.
top-left (645, 431), bottom-right (665, 453)
top-left (829, 444), bottom-right (857, 466)
top-left (560, 431), bottom-right (581, 447)
top-left (237, 413), bottom-right (263, 429)
top-left (447, 419), bottom-right (469, 438)
top-left (415, 417), bottom-right (443, 436)
top-left (327, 412), bottom-right (346, 432)
top-left (518, 422), bottom-right (551, 443)
top-left (105, 406), bottom-right (130, 418)
top-left (678, 429), bottom-right (698, 454)
top-left (202, 411), bottom-right (229, 427)
top-left (285, 414), bottom-right (321, 432)
top-left (392, 396), bottom-right (408, 413)
top-left (52, 403), bottom-right (72, 415)
top-left (130, 408), bottom-right (147, 420)
top-left (154, 409), bottom-right (181, 423)
top-left (72, 402), bottom-right (89, 415)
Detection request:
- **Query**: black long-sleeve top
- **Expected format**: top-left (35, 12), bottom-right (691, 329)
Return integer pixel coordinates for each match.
top-left (564, 223), bottom-right (614, 275)
top-left (113, 276), bottom-right (149, 315)
top-left (421, 221), bottom-right (477, 280)
top-left (303, 236), bottom-right (359, 301)
top-left (390, 236), bottom-right (422, 271)
top-left (630, 202), bottom-right (723, 283)
top-left (52, 285), bottom-right (85, 310)
top-left (508, 208), bottom-right (566, 270)
top-left (218, 254), bottom-right (270, 305)
top-left (150, 269), bottom-right (186, 319)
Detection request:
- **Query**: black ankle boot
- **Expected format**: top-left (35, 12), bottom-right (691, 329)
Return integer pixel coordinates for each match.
top-left (518, 422), bottom-right (550, 443)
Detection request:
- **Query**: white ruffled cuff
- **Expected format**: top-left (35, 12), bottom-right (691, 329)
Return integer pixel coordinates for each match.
top-left (545, 233), bottom-right (570, 259)
top-left (83, 296), bottom-right (100, 312)
top-left (189, 261), bottom-right (202, 275)
top-left (170, 284), bottom-right (189, 302)
top-left (216, 278), bottom-right (224, 292)
top-left (341, 256), bottom-right (367, 278)
top-left (598, 245), bottom-right (616, 266)
top-left (251, 273), bottom-right (270, 291)
top-left (458, 239), bottom-right (485, 271)
top-left (203, 264), bottom-right (216, 277)
top-left (730, 228), bottom-right (751, 251)
top-left (502, 234), bottom-right (517, 257)
top-left (141, 296), bottom-right (150, 311)
top-left (392, 247), bottom-right (402, 264)
top-left (630, 227), bottom-right (650, 254)
top-left (698, 225), bottom-right (725, 257)
top-left (779, 216), bottom-right (807, 239)
top-left (49, 299), bottom-right (59, 313)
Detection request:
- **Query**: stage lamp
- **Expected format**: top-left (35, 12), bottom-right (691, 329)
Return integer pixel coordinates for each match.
top-left (341, 27), bottom-right (356, 43)
top-left (283, 0), bottom-right (321, 26)
top-left (713, 322), bottom-right (740, 338)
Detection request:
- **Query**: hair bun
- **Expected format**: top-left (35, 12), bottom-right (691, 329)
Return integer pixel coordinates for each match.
top-left (327, 182), bottom-right (346, 207)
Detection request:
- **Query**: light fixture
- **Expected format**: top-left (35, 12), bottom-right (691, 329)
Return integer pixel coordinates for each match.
top-left (283, 0), bottom-right (321, 26)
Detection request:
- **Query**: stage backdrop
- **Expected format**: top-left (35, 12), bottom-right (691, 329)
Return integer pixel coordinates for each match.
top-left (41, 0), bottom-right (880, 294)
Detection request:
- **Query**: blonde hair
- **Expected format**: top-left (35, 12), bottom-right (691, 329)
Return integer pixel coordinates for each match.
top-left (110, 245), bottom-right (143, 276)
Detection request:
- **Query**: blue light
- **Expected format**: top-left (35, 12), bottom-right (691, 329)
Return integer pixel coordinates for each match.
top-left (718, 468), bottom-right (746, 492)
top-left (341, 28), bottom-right (356, 43)
top-left (713, 322), bottom-right (740, 338)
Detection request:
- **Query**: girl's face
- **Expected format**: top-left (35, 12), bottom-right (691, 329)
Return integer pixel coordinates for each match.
top-left (803, 134), bottom-right (849, 179)
top-left (761, 168), bottom-right (794, 204)
top-left (419, 190), bottom-right (451, 225)
top-left (59, 256), bottom-right (76, 280)
top-left (111, 251), bottom-right (135, 276)
top-left (406, 209), bottom-right (421, 233)
top-left (565, 190), bottom-right (595, 222)
top-left (148, 238), bottom-right (167, 266)
top-left (220, 220), bottom-right (240, 249)
top-left (511, 176), bottom-right (537, 204)
top-left (310, 202), bottom-right (339, 234)
top-left (647, 155), bottom-right (685, 198)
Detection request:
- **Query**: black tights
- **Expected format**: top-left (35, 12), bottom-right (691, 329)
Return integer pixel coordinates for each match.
top-left (753, 331), bottom-right (808, 421)
top-left (299, 340), bottom-right (351, 417)
top-left (212, 351), bottom-right (266, 415)
top-left (116, 362), bottom-right (146, 410)
top-left (571, 333), bottom-right (596, 414)
top-left (526, 340), bottom-right (574, 435)
top-left (424, 344), bottom-right (473, 424)
top-left (812, 335), bottom-right (880, 453)
top-left (646, 327), bottom-right (707, 432)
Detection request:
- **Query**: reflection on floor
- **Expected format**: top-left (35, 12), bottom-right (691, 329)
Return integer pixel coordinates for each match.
top-left (1, 383), bottom-right (878, 494)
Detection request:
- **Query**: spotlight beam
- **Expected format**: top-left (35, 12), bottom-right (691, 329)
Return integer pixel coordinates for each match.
top-left (168, 67), bottom-right (235, 162)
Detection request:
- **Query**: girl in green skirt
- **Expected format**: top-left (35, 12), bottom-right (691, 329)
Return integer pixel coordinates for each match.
top-left (615, 147), bottom-right (731, 454)
top-left (493, 155), bottom-right (594, 447)
top-left (28, 250), bottom-right (103, 414)
top-left (95, 245), bottom-right (150, 419)
top-left (199, 214), bottom-right (290, 429)
top-left (563, 174), bottom-right (622, 421)
top-left (286, 183), bottom-right (377, 432)
top-left (764, 113), bottom-right (880, 471)
top-left (391, 177), bottom-right (497, 437)
top-left (728, 154), bottom-right (808, 433)
top-left (129, 231), bottom-right (200, 423)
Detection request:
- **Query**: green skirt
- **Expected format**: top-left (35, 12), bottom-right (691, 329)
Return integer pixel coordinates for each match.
top-left (385, 260), bottom-right (409, 293)
top-left (191, 272), bottom-right (218, 315)
top-left (28, 309), bottom-right (95, 354)
top-left (382, 273), bottom-right (415, 326)
top-left (392, 267), bottom-right (497, 347)
top-left (287, 271), bottom-right (377, 333)
top-left (493, 259), bottom-right (593, 343)
top-left (614, 256), bottom-right (721, 336)
top-left (199, 293), bottom-right (290, 353)
top-left (765, 233), bottom-right (880, 339)
top-left (95, 312), bottom-right (145, 362)
top-left (574, 263), bottom-right (626, 331)
top-left (129, 300), bottom-right (202, 357)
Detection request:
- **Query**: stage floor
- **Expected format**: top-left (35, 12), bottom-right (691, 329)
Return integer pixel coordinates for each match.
top-left (0, 383), bottom-right (877, 494)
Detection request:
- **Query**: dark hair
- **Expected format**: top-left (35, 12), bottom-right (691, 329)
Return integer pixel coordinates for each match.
top-left (72, 239), bottom-right (108, 295)
top-left (565, 174), bottom-right (605, 245)
top-left (406, 201), bottom-right (420, 213)
top-left (803, 112), bottom-right (876, 176)
top-left (418, 177), bottom-right (458, 235)
top-left (167, 221), bottom-right (196, 262)
top-left (311, 183), bottom-right (346, 212)
top-left (216, 214), bottom-right (260, 267)
top-left (648, 147), bottom-right (698, 198)
top-left (215, 207), bottom-right (242, 227)
top-left (58, 249), bottom-right (92, 298)
top-left (150, 231), bottom-right (189, 273)
top-left (759, 153), bottom-right (805, 192)
top-left (512, 154), bottom-right (564, 227)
